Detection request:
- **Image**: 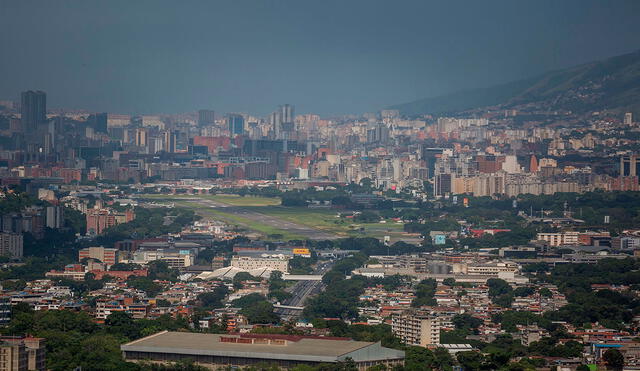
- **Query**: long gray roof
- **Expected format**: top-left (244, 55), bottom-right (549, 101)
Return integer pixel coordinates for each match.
top-left (121, 331), bottom-right (405, 363)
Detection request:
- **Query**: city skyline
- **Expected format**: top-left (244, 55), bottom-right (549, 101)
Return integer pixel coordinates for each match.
top-left (1, 0), bottom-right (640, 116)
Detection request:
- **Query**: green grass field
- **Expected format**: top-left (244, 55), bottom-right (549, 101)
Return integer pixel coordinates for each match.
top-left (143, 193), bottom-right (280, 206)
top-left (241, 205), bottom-right (406, 238)
top-left (171, 199), bottom-right (306, 240)
top-left (142, 193), bottom-right (416, 242)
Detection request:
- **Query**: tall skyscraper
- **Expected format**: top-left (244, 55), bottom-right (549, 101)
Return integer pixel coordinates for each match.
top-left (228, 114), bottom-right (245, 136)
top-left (20, 90), bottom-right (46, 135)
top-left (624, 112), bottom-right (633, 126)
top-left (135, 128), bottom-right (148, 147)
top-left (270, 104), bottom-right (294, 139)
top-left (270, 110), bottom-right (282, 139)
top-left (280, 104), bottom-right (294, 124)
top-left (163, 130), bottom-right (178, 153)
top-left (198, 109), bottom-right (215, 126)
top-left (621, 154), bottom-right (640, 177)
top-left (88, 112), bottom-right (108, 133)
top-left (529, 155), bottom-right (539, 173)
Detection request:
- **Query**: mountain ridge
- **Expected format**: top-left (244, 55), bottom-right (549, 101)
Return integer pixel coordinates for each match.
top-left (389, 49), bottom-right (640, 117)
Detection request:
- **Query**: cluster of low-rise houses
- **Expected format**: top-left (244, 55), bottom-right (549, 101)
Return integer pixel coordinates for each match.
top-left (1, 202), bottom-right (640, 369)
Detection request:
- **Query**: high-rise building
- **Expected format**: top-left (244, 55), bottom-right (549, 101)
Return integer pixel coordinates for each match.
top-left (135, 128), bottom-right (148, 148)
top-left (198, 109), bottom-right (215, 126)
top-left (366, 122), bottom-right (390, 144)
top-left (228, 114), bottom-right (245, 136)
top-left (0, 340), bottom-right (27, 371)
top-left (86, 209), bottom-right (135, 235)
top-left (620, 154), bottom-right (640, 177)
top-left (624, 112), bottom-right (633, 126)
top-left (270, 110), bottom-right (282, 139)
top-left (269, 105), bottom-right (295, 139)
top-left (529, 155), bottom-right (539, 173)
top-left (78, 246), bottom-right (119, 266)
top-left (434, 173), bottom-right (453, 197)
top-left (0, 233), bottom-right (23, 259)
top-left (163, 130), bottom-right (178, 153)
top-left (280, 104), bottom-right (295, 135)
top-left (88, 113), bottom-right (108, 133)
top-left (20, 90), bottom-right (46, 136)
top-left (45, 206), bottom-right (64, 229)
top-left (392, 311), bottom-right (440, 346)
top-left (280, 104), bottom-right (294, 125)
top-left (0, 336), bottom-right (46, 371)
top-left (0, 297), bottom-right (10, 325)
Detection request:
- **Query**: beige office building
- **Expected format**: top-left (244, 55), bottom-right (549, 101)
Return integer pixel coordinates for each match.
top-left (231, 255), bottom-right (289, 273)
top-left (392, 311), bottom-right (440, 347)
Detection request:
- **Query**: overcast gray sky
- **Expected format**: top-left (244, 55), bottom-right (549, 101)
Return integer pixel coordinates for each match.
top-left (1, 0), bottom-right (639, 116)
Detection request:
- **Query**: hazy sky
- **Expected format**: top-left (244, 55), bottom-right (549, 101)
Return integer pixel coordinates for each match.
top-left (1, 0), bottom-right (640, 116)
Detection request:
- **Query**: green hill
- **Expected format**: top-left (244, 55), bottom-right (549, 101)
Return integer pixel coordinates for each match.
top-left (390, 49), bottom-right (640, 117)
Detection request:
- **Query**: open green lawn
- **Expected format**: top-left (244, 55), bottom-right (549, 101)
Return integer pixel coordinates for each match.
top-left (203, 194), bottom-right (281, 206)
top-left (142, 193), bottom-right (416, 242)
top-left (143, 193), bottom-right (280, 207)
top-left (244, 206), bottom-right (341, 231)
top-left (241, 205), bottom-right (406, 237)
top-left (171, 200), bottom-right (306, 240)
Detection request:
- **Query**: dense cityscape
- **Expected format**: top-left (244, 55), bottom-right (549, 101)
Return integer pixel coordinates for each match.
top-left (2, 1), bottom-right (640, 371)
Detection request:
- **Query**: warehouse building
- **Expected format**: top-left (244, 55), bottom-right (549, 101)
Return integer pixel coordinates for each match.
top-left (121, 331), bottom-right (404, 370)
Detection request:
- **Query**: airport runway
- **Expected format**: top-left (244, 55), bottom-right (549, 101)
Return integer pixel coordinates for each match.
top-left (185, 198), bottom-right (339, 240)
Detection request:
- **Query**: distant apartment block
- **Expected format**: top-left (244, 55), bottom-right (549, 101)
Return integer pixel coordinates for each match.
top-left (86, 208), bottom-right (135, 235)
top-left (0, 336), bottom-right (46, 371)
top-left (230, 255), bottom-right (289, 273)
top-left (392, 311), bottom-right (440, 346)
top-left (536, 231), bottom-right (580, 247)
top-left (132, 248), bottom-right (195, 268)
top-left (0, 297), bottom-right (11, 325)
top-left (45, 205), bottom-right (63, 229)
top-left (0, 233), bottom-right (23, 259)
top-left (78, 246), bottom-right (119, 266)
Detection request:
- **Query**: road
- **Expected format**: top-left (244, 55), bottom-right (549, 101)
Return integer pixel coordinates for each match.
top-left (184, 198), bottom-right (339, 240)
top-left (274, 261), bottom-right (333, 322)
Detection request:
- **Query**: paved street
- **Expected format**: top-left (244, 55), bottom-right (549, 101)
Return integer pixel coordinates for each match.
top-left (275, 261), bottom-right (333, 321)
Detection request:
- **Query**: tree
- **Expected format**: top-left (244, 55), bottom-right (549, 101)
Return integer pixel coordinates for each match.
top-left (355, 211), bottom-right (380, 223)
top-left (241, 301), bottom-right (279, 324)
top-left (457, 351), bottom-right (486, 370)
top-left (411, 279), bottom-right (437, 307)
top-left (105, 312), bottom-right (141, 340)
top-left (452, 314), bottom-right (482, 332)
top-left (539, 288), bottom-right (553, 297)
top-left (231, 293), bottom-right (268, 309)
top-left (403, 346), bottom-right (435, 371)
top-left (603, 348), bottom-right (625, 371)
top-left (487, 278), bottom-right (512, 298)
top-left (433, 347), bottom-right (455, 369)
top-left (494, 294), bottom-right (514, 308)
top-left (442, 278), bottom-right (456, 287)
top-left (76, 334), bottom-right (136, 371)
top-left (127, 276), bottom-right (163, 297)
top-left (233, 272), bottom-right (259, 290)
top-left (198, 285), bottom-right (229, 309)
top-left (513, 287), bottom-right (535, 297)
top-left (156, 299), bottom-right (171, 307)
